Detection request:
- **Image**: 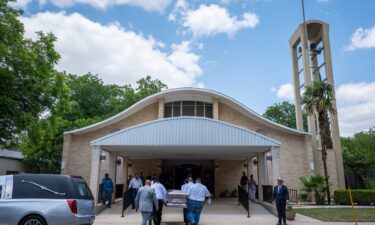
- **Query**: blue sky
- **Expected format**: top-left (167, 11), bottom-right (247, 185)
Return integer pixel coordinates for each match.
top-left (12, 0), bottom-right (375, 136)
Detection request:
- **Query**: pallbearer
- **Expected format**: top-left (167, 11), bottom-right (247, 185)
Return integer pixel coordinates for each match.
top-left (181, 177), bottom-right (194, 225)
top-left (187, 178), bottom-right (211, 225)
top-left (151, 176), bottom-right (167, 225)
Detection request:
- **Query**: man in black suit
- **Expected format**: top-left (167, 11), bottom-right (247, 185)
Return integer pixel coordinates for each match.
top-left (272, 177), bottom-right (289, 225)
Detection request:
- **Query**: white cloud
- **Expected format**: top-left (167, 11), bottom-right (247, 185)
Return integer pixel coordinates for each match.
top-left (9, 0), bottom-right (33, 8)
top-left (21, 11), bottom-right (203, 87)
top-left (276, 83), bottom-right (294, 100)
top-left (317, 0), bottom-right (330, 3)
top-left (31, 0), bottom-right (171, 12)
top-left (183, 4), bottom-right (259, 38)
top-left (274, 82), bottom-right (375, 136)
top-left (168, 0), bottom-right (188, 22)
top-left (270, 86), bottom-right (276, 92)
top-left (345, 25), bottom-right (375, 51)
top-left (336, 82), bottom-right (375, 136)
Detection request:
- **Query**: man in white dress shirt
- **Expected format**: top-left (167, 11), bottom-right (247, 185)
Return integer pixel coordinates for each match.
top-left (129, 173), bottom-right (143, 209)
top-left (181, 177), bottom-right (194, 225)
top-left (187, 178), bottom-right (211, 225)
top-left (151, 176), bottom-right (167, 225)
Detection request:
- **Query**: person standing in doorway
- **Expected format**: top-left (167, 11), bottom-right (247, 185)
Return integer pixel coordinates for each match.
top-left (102, 173), bottom-right (114, 208)
top-left (140, 172), bottom-right (145, 186)
top-left (181, 177), bottom-right (194, 225)
top-left (187, 178), bottom-right (211, 225)
top-left (240, 171), bottom-right (248, 190)
top-left (248, 174), bottom-right (257, 201)
top-left (151, 176), bottom-right (167, 225)
top-left (273, 177), bottom-right (289, 225)
top-left (135, 180), bottom-right (159, 225)
top-left (129, 173), bottom-right (143, 209)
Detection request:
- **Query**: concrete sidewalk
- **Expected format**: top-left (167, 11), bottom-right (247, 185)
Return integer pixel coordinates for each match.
top-left (94, 198), bottom-right (375, 225)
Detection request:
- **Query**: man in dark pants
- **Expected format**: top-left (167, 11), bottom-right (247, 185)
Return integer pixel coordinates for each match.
top-left (181, 177), bottom-right (194, 225)
top-left (101, 173), bottom-right (114, 208)
top-left (272, 177), bottom-right (289, 225)
top-left (151, 176), bottom-right (167, 225)
top-left (129, 173), bottom-right (143, 209)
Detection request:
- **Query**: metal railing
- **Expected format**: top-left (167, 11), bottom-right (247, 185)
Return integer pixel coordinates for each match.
top-left (238, 185), bottom-right (250, 218)
top-left (262, 185), bottom-right (299, 204)
top-left (121, 189), bottom-right (132, 217)
top-left (288, 189), bottom-right (298, 203)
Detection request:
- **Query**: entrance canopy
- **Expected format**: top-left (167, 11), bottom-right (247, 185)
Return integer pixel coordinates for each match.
top-left (91, 117), bottom-right (280, 159)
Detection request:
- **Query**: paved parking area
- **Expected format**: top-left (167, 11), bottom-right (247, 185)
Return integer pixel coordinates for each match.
top-left (94, 198), bottom-right (375, 225)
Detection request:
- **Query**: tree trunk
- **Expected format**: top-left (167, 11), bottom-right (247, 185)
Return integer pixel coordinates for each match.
top-left (318, 111), bottom-right (331, 205)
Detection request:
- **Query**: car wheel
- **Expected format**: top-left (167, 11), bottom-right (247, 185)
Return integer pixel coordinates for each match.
top-left (19, 215), bottom-right (47, 225)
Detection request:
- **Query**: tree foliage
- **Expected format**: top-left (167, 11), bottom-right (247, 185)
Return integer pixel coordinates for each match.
top-left (342, 129), bottom-right (375, 188)
top-left (0, 0), bottom-right (61, 147)
top-left (302, 81), bottom-right (336, 204)
top-left (20, 74), bottom-right (167, 173)
top-left (263, 101), bottom-right (307, 131)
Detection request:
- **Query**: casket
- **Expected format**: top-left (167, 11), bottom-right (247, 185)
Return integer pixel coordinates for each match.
top-left (166, 189), bottom-right (188, 208)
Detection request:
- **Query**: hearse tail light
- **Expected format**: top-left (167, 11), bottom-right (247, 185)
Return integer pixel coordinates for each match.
top-left (67, 199), bottom-right (77, 214)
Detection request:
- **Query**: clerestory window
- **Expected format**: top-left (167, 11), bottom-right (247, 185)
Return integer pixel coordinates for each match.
top-left (164, 101), bottom-right (213, 119)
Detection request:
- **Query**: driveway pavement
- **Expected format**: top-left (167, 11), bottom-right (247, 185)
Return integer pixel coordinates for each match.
top-left (94, 198), bottom-right (375, 225)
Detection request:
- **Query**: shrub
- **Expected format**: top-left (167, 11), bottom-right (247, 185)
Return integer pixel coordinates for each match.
top-left (299, 175), bottom-right (328, 205)
top-left (334, 189), bottom-right (375, 205)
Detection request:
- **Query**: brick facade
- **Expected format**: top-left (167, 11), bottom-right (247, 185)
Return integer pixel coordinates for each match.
top-left (62, 90), bottom-right (341, 198)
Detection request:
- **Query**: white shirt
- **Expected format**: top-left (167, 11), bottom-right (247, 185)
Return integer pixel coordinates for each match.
top-left (187, 183), bottom-right (211, 202)
top-left (278, 185), bottom-right (282, 193)
top-left (151, 182), bottom-right (167, 201)
top-left (181, 182), bottom-right (194, 193)
top-left (129, 178), bottom-right (143, 189)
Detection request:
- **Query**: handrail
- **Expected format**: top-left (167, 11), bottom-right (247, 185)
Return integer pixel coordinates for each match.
top-left (121, 189), bottom-right (132, 217)
top-left (238, 185), bottom-right (250, 218)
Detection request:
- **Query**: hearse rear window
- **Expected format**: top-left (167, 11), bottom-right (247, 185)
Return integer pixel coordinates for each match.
top-left (12, 174), bottom-right (75, 199)
top-left (75, 182), bottom-right (93, 200)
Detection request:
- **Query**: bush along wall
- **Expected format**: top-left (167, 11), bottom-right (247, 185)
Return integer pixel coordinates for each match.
top-left (334, 189), bottom-right (375, 205)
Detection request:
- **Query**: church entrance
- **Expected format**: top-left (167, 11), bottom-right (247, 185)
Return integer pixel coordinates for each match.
top-left (160, 160), bottom-right (215, 194)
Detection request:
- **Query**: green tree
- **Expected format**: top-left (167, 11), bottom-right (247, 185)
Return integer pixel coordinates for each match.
top-left (20, 74), bottom-right (168, 173)
top-left (263, 101), bottom-right (308, 131)
top-left (0, 0), bottom-right (60, 147)
top-left (135, 75), bottom-right (168, 100)
top-left (63, 73), bottom-right (125, 120)
top-left (302, 81), bottom-right (336, 204)
top-left (342, 129), bottom-right (375, 188)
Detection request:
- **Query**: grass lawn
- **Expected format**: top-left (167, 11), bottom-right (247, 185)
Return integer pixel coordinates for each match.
top-left (294, 208), bottom-right (375, 222)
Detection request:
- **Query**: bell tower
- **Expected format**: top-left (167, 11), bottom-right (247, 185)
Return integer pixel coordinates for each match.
top-left (289, 20), bottom-right (345, 189)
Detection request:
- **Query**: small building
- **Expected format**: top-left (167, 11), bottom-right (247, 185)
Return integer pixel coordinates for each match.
top-left (0, 149), bottom-right (25, 175)
top-left (60, 19), bottom-right (346, 207)
top-left (61, 87), bottom-right (344, 203)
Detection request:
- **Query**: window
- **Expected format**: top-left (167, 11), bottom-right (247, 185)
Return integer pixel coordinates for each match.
top-left (164, 101), bottom-right (213, 118)
top-left (0, 186), bottom-right (2, 198)
top-left (165, 103), bottom-right (172, 117)
top-left (196, 102), bottom-right (204, 117)
top-left (75, 182), bottom-right (93, 199)
top-left (173, 101), bottom-right (181, 117)
top-left (164, 101), bottom-right (213, 119)
top-left (182, 101), bottom-right (195, 116)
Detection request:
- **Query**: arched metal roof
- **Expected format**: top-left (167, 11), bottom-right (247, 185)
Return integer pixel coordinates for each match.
top-left (66, 87), bottom-right (309, 136)
top-left (91, 117), bottom-right (280, 147)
